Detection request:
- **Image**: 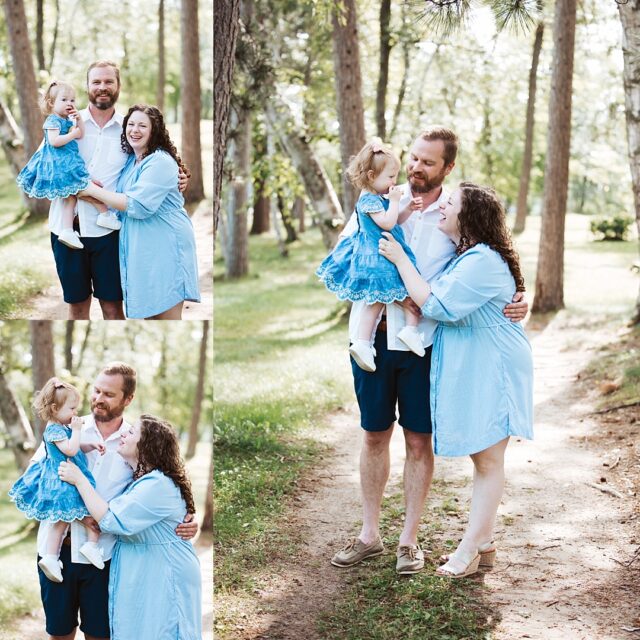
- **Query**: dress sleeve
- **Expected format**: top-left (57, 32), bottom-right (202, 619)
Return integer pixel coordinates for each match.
top-left (421, 246), bottom-right (509, 322)
top-left (43, 115), bottom-right (61, 130)
top-left (123, 152), bottom-right (178, 220)
top-left (44, 423), bottom-right (68, 443)
top-left (358, 192), bottom-right (385, 215)
top-left (98, 473), bottom-right (183, 536)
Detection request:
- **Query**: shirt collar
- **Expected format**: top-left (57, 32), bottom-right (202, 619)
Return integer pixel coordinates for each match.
top-left (81, 107), bottom-right (124, 130)
top-left (82, 413), bottom-right (130, 441)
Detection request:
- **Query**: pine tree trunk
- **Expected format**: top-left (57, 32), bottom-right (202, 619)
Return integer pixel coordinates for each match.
top-left (201, 453), bottom-right (213, 532)
top-left (64, 321), bottom-right (74, 372)
top-left (36, 0), bottom-right (45, 71)
top-left (0, 364), bottom-right (36, 471)
top-left (376, 0), bottom-right (391, 140)
top-left (293, 195), bottom-right (305, 233)
top-left (181, 0), bottom-right (205, 203)
top-left (532, 0), bottom-right (577, 313)
top-left (250, 189), bottom-right (270, 234)
top-left (30, 320), bottom-right (56, 441)
top-left (157, 0), bottom-right (166, 112)
top-left (265, 98), bottom-right (344, 249)
top-left (618, 0), bottom-right (640, 325)
top-left (331, 0), bottom-right (366, 217)
top-left (75, 322), bottom-right (92, 375)
top-left (214, 0), bottom-right (240, 235)
top-left (48, 0), bottom-right (60, 69)
top-left (0, 98), bottom-right (27, 175)
top-left (514, 20), bottom-right (544, 234)
top-left (186, 321), bottom-right (209, 459)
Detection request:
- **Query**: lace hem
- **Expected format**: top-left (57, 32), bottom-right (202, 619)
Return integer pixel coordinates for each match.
top-left (9, 491), bottom-right (89, 522)
top-left (16, 176), bottom-right (90, 200)
top-left (318, 270), bottom-right (409, 304)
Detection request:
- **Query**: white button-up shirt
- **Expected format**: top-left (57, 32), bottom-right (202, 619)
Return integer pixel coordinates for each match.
top-left (346, 184), bottom-right (456, 349)
top-left (35, 414), bottom-right (133, 563)
top-left (48, 108), bottom-right (128, 238)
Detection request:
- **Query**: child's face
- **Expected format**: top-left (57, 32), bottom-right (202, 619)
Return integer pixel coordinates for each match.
top-left (52, 88), bottom-right (76, 117)
top-left (369, 159), bottom-right (399, 195)
top-left (55, 394), bottom-right (80, 425)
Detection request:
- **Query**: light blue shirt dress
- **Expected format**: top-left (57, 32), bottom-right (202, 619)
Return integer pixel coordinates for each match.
top-left (117, 150), bottom-right (200, 318)
top-left (421, 244), bottom-right (534, 456)
top-left (98, 470), bottom-right (202, 640)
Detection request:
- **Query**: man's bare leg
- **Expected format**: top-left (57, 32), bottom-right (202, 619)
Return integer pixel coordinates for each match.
top-left (398, 429), bottom-right (434, 547)
top-left (358, 426), bottom-right (394, 544)
top-left (84, 635), bottom-right (109, 640)
top-left (99, 299), bottom-right (125, 320)
top-left (50, 632), bottom-right (76, 640)
top-left (68, 297), bottom-right (92, 320)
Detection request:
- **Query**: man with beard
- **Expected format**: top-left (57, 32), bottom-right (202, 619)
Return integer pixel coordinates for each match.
top-left (32, 362), bottom-right (198, 640)
top-left (331, 127), bottom-right (528, 574)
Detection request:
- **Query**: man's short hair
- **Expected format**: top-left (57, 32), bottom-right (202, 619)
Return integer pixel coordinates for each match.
top-left (87, 60), bottom-right (121, 88)
top-left (418, 126), bottom-right (458, 166)
top-left (101, 362), bottom-right (136, 398)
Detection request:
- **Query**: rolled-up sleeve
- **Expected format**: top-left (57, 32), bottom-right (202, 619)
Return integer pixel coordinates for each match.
top-left (123, 152), bottom-right (177, 220)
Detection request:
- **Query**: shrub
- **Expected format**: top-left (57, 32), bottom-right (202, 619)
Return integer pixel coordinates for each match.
top-left (590, 215), bottom-right (635, 241)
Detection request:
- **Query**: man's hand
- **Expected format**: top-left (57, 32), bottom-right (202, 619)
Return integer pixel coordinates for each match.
top-left (178, 168), bottom-right (189, 193)
top-left (395, 297), bottom-right (421, 317)
top-left (503, 291), bottom-right (528, 323)
top-left (175, 513), bottom-right (198, 540)
top-left (80, 516), bottom-right (101, 535)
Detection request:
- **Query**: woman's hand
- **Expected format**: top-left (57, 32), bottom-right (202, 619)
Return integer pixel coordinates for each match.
top-left (58, 460), bottom-right (84, 486)
top-left (379, 231), bottom-right (408, 265)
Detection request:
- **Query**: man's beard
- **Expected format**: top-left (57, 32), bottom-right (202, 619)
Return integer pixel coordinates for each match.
top-left (408, 167), bottom-right (448, 193)
top-left (89, 88), bottom-right (120, 110)
top-left (92, 400), bottom-right (126, 422)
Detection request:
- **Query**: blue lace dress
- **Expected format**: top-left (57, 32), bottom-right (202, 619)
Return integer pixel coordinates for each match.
top-left (8, 422), bottom-right (96, 522)
top-left (317, 191), bottom-right (418, 304)
top-left (16, 114), bottom-right (90, 199)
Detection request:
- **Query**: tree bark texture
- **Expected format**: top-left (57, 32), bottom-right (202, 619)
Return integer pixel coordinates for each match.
top-left (265, 99), bottom-right (345, 249)
top-left (181, 0), bottom-right (205, 203)
top-left (513, 20), bottom-right (544, 234)
top-left (375, 0), bottom-right (391, 140)
top-left (0, 365), bottom-right (36, 471)
top-left (36, 0), bottom-right (45, 71)
top-left (201, 453), bottom-right (214, 532)
top-left (157, 0), bottom-right (166, 111)
top-left (250, 188), bottom-right (270, 234)
top-left (64, 321), bottom-right (74, 372)
top-left (331, 0), bottom-right (366, 217)
top-left (214, 0), bottom-right (241, 235)
top-left (30, 320), bottom-right (56, 441)
top-left (617, 0), bottom-right (640, 324)
top-left (186, 321), bottom-right (209, 459)
top-left (532, 0), bottom-right (576, 313)
top-left (0, 98), bottom-right (27, 175)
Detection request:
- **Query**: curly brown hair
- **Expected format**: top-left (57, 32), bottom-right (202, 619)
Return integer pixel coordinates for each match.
top-left (457, 183), bottom-right (525, 292)
top-left (121, 105), bottom-right (191, 179)
top-left (133, 414), bottom-right (195, 514)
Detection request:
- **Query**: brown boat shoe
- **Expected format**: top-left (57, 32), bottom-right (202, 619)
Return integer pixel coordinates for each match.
top-left (331, 535), bottom-right (385, 568)
top-left (396, 544), bottom-right (425, 575)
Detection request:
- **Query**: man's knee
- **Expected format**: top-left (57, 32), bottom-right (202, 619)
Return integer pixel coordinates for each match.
top-left (99, 299), bottom-right (124, 320)
top-left (362, 427), bottom-right (393, 451)
top-left (68, 298), bottom-right (91, 320)
top-left (49, 633), bottom-right (77, 640)
top-left (404, 430), bottom-right (433, 460)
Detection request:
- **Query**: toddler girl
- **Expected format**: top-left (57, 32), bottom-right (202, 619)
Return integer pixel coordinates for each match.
top-left (317, 138), bottom-right (424, 371)
top-left (9, 377), bottom-right (106, 582)
top-left (16, 80), bottom-right (120, 250)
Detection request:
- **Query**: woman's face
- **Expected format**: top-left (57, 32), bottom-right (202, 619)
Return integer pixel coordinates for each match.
top-left (126, 111), bottom-right (152, 155)
top-left (438, 188), bottom-right (463, 238)
top-left (118, 421), bottom-right (142, 458)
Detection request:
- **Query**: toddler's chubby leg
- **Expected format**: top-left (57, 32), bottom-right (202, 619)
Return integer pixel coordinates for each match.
top-left (38, 520), bottom-right (68, 583)
top-left (397, 299), bottom-right (425, 356)
top-left (57, 195), bottom-right (84, 249)
top-left (349, 302), bottom-right (383, 372)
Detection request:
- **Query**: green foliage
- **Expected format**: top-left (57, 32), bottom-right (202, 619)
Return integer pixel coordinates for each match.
top-left (589, 215), bottom-right (635, 241)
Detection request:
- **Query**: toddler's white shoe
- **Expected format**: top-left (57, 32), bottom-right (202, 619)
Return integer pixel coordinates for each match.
top-left (96, 211), bottom-right (121, 230)
top-left (80, 542), bottom-right (105, 569)
top-left (349, 340), bottom-right (376, 372)
top-left (397, 326), bottom-right (425, 357)
top-left (58, 229), bottom-right (84, 250)
top-left (38, 554), bottom-right (63, 583)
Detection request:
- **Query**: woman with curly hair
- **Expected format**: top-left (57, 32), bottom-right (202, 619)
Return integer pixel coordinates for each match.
top-left (379, 182), bottom-right (533, 579)
top-left (58, 414), bottom-right (202, 639)
top-left (79, 105), bottom-right (200, 319)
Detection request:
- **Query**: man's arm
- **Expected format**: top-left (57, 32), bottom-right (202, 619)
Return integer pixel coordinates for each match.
top-left (176, 512), bottom-right (198, 540)
top-left (503, 291), bottom-right (528, 323)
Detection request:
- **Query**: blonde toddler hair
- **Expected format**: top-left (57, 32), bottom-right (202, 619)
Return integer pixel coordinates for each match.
top-left (40, 80), bottom-right (76, 116)
top-left (346, 137), bottom-right (400, 191)
top-left (33, 377), bottom-right (80, 421)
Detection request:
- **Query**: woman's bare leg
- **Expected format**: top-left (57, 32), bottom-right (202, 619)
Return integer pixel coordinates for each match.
top-left (145, 301), bottom-right (184, 320)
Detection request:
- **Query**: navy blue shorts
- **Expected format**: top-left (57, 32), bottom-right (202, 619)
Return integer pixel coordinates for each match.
top-left (351, 329), bottom-right (432, 433)
top-left (38, 543), bottom-right (111, 638)
top-left (51, 231), bottom-right (123, 304)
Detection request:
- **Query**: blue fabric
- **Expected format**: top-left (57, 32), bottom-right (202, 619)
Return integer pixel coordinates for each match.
top-left (317, 192), bottom-right (419, 304)
top-left (117, 151), bottom-right (200, 318)
top-left (16, 114), bottom-right (90, 199)
top-left (98, 470), bottom-right (201, 640)
top-left (421, 244), bottom-right (534, 456)
top-left (9, 422), bottom-right (96, 521)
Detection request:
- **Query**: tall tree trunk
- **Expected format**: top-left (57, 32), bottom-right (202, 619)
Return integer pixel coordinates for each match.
top-left (250, 187), bottom-right (270, 234)
top-left (157, 0), bottom-right (166, 111)
top-left (214, 0), bottom-right (241, 236)
top-left (331, 0), bottom-right (366, 217)
top-left (265, 99), bottom-right (344, 249)
top-left (4, 0), bottom-right (49, 218)
top-left (225, 108), bottom-right (250, 278)
top-left (201, 453), bottom-right (213, 532)
top-left (181, 0), bottom-right (205, 203)
top-left (74, 321), bottom-right (92, 375)
top-left (0, 365), bottom-right (36, 471)
top-left (532, 0), bottom-right (577, 313)
top-left (30, 320), bottom-right (55, 441)
top-left (36, 0), bottom-right (45, 71)
top-left (293, 195), bottom-right (305, 233)
top-left (277, 193), bottom-right (298, 243)
top-left (64, 321), bottom-right (74, 372)
top-left (618, 1), bottom-right (640, 324)
top-left (376, 0), bottom-right (391, 140)
top-left (0, 98), bottom-right (27, 175)
top-left (48, 0), bottom-right (60, 70)
top-left (186, 321), bottom-right (209, 459)
top-left (513, 19), bottom-right (544, 234)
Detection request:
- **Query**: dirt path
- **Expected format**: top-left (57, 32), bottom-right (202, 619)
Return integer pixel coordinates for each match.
top-left (221, 313), bottom-right (639, 640)
top-left (23, 200), bottom-right (213, 321)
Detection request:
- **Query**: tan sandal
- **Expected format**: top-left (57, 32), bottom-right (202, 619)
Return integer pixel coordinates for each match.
top-left (436, 553), bottom-right (481, 579)
top-left (440, 542), bottom-right (496, 568)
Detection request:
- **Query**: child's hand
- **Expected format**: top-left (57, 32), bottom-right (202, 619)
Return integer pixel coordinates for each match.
top-left (69, 416), bottom-right (84, 431)
top-left (408, 195), bottom-right (424, 212)
top-left (67, 106), bottom-right (80, 121)
top-left (71, 125), bottom-right (82, 139)
top-left (93, 443), bottom-right (106, 455)
top-left (387, 186), bottom-right (403, 202)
